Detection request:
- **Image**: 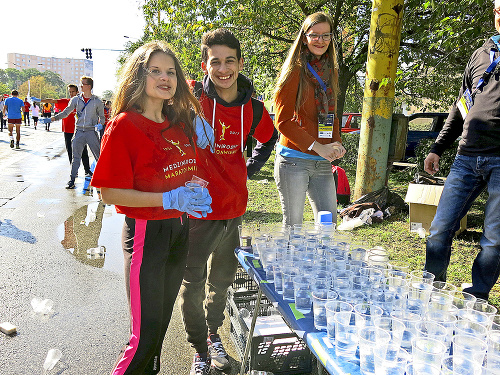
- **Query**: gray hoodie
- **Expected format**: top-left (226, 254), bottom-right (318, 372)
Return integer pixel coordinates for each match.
top-left (54, 94), bottom-right (104, 130)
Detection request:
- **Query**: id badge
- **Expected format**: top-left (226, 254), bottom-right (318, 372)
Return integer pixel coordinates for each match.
top-left (457, 88), bottom-right (473, 120)
top-left (318, 113), bottom-right (334, 139)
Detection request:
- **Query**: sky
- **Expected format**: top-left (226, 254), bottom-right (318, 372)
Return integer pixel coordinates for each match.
top-left (1, 0), bottom-right (145, 97)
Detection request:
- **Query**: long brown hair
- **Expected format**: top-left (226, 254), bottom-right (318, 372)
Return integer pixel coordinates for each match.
top-left (112, 41), bottom-right (201, 142)
top-left (273, 12), bottom-right (339, 113)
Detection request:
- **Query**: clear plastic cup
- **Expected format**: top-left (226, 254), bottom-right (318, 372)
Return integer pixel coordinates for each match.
top-left (405, 362), bottom-right (442, 375)
top-left (432, 281), bottom-right (457, 295)
top-left (373, 343), bottom-right (409, 375)
top-left (412, 337), bottom-right (447, 369)
top-left (452, 334), bottom-right (487, 365)
top-left (282, 266), bottom-right (299, 301)
top-left (373, 316), bottom-right (405, 347)
top-left (441, 355), bottom-right (482, 375)
top-left (454, 319), bottom-right (488, 340)
top-left (359, 326), bottom-right (391, 375)
top-left (312, 289), bottom-right (338, 331)
top-left (354, 303), bottom-right (383, 331)
top-left (326, 300), bottom-right (353, 342)
top-left (293, 276), bottom-right (312, 314)
top-left (415, 321), bottom-right (449, 353)
top-left (391, 310), bottom-right (422, 353)
top-left (334, 311), bottom-right (358, 360)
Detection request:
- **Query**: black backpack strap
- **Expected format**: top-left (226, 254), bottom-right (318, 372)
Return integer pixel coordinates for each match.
top-left (193, 81), bottom-right (204, 100)
top-left (245, 99), bottom-right (264, 156)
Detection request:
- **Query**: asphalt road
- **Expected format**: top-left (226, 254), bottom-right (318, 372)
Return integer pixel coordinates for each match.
top-left (0, 122), bottom-right (245, 375)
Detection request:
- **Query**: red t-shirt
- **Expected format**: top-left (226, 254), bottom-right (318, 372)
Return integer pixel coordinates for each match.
top-left (189, 81), bottom-right (274, 220)
top-left (55, 98), bottom-right (76, 133)
top-left (23, 101), bottom-right (30, 112)
top-left (91, 111), bottom-right (198, 220)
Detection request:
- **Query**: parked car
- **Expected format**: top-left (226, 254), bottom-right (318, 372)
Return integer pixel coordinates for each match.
top-left (341, 112), bottom-right (449, 160)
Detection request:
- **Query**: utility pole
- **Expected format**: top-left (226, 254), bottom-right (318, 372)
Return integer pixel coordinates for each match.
top-left (353, 0), bottom-right (405, 200)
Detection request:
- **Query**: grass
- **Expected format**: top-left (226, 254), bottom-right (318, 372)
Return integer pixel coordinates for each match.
top-left (244, 151), bottom-right (499, 308)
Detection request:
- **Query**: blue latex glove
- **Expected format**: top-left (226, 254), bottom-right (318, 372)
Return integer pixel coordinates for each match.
top-left (162, 186), bottom-right (212, 218)
top-left (96, 123), bottom-right (103, 131)
top-left (194, 116), bottom-right (214, 152)
top-left (39, 118), bottom-right (51, 124)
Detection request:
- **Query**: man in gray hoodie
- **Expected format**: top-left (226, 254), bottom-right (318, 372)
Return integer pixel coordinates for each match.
top-left (52, 76), bottom-right (105, 189)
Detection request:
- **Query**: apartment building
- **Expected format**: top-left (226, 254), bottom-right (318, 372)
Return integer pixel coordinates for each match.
top-left (7, 53), bottom-right (93, 85)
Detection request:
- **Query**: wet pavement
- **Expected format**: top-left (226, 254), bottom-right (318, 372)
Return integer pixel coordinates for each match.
top-left (0, 121), bottom-right (248, 375)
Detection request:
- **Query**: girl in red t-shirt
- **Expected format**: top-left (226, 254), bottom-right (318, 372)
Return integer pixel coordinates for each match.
top-left (91, 41), bottom-right (212, 375)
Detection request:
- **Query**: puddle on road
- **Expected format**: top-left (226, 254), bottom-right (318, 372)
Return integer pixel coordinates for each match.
top-left (57, 202), bottom-right (125, 274)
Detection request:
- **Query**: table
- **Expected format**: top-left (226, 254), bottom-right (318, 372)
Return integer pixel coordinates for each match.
top-left (235, 248), bottom-right (362, 375)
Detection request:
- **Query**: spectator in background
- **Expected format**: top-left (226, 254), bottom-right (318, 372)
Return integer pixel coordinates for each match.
top-left (3, 90), bottom-right (25, 149)
top-left (23, 98), bottom-right (30, 126)
top-left (0, 96), bottom-right (5, 131)
top-left (31, 102), bottom-right (39, 130)
top-left (52, 76), bottom-right (104, 189)
top-left (42, 102), bottom-right (52, 131)
top-left (43, 84), bottom-right (93, 177)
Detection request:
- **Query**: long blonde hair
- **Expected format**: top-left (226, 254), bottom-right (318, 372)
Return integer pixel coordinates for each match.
top-left (112, 41), bottom-right (201, 141)
top-left (273, 12), bottom-right (339, 113)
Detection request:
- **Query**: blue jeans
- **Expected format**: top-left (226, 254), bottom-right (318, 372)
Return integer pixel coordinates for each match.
top-left (274, 153), bottom-right (337, 226)
top-left (425, 154), bottom-right (500, 300)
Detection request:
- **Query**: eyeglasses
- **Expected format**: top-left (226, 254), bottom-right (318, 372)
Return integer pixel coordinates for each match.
top-left (305, 33), bottom-right (333, 41)
top-left (494, 7), bottom-right (500, 16)
top-left (144, 67), bottom-right (177, 79)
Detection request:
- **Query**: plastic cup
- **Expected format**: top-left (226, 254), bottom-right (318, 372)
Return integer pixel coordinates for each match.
top-left (332, 269), bottom-right (353, 293)
top-left (484, 352), bottom-right (500, 374)
top-left (428, 291), bottom-right (454, 313)
top-left (312, 289), bottom-right (338, 331)
top-left (388, 260), bottom-right (410, 273)
top-left (408, 279), bottom-right (434, 308)
top-left (405, 363), bottom-right (442, 375)
top-left (334, 311), bottom-right (358, 360)
top-left (293, 276), bottom-right (312, 314)
top-left (469, 299), bottom-right (498, 319)
top-left (237, 224), bottom-right (253, 250)
top-left (359, 326), bottom-right (391, 375)
top-left (450, 290), bottom-right (476, 310)
top-left (354, 303), bottom-right (384, 331)
top-left (282, 266), bottom-right (299, 301)
top-left (454, 319), bottom-right (488, 340)
top-left (370, 284), bottom-right (396, 316)
top-left (373, 316), bottom-right (405, 347)
top-left (391, 310), bottom-right (422, 353)
top-left (432, 281), bottom-right (457, 295)
top-left (441, 355), bottom-right (482, 375)
top-left (488, 330), bottom-right (500, 356)
top-left (410, 270), bottom-right (435, 285)
top-left (456, 308), bottom-right (491, 329)
top-left (412, 337), bottom-right (447, 368)
top-left (452, 334), bottom-right (487, 365)
top-left (373, 343), bottom-right (409, 375)
top-left (273, 264), bottom-right (283, 294)
top-left (415, 321), bottom-right (449, 354)
top-left (326, 300), bottom-right (353, 342)
top-left (425, 310), bottom-right (457, 344)
top-left (491, 314), bottom-right (500, 331)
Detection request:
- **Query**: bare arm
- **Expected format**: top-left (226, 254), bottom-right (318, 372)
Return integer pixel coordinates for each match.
top-left (100, 187), bottom-right (163, 207)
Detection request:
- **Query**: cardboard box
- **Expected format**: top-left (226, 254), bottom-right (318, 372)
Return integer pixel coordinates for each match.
top-left (405, 183), bottom-right (466, 235)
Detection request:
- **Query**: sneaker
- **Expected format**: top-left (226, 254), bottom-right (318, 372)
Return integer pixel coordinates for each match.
top-left (66, 180), bottom-right (76, 189)
top-left (207, 334), bottom-right (230, 370)
top-left (461, 283), bottom-right (473, 291)
top-left (190, 353), bottom-right (211, 375)
top-left (85, 171), bottom-right (93, 178)
top-left (15, 142), bottom-right (19, 149)
top-left (10, 140), bottom-right (14, 148)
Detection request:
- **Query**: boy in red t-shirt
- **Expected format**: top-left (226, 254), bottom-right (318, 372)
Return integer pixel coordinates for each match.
top-left (23, 98), bottom-right (30, 126)
top-left (180, 29), bottom-right (276, 375)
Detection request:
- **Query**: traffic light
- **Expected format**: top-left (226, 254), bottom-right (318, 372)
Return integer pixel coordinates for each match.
top-left (81, 48), bottom-right (92, 59)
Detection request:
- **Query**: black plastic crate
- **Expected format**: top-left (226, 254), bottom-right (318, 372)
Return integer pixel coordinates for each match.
top-left (226, 287), bottom-right (312, 374)
top-left (231, 265), bottom-right (259, 294)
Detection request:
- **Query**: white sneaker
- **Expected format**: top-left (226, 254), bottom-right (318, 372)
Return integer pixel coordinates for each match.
top-left (461, 283), bottom-right (473, 290)
top-left (207, 334), bottom-right (230, 370)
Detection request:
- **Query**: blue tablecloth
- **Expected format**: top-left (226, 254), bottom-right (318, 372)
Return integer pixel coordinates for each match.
top-left (235, 248), bottom-right (361, 375)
